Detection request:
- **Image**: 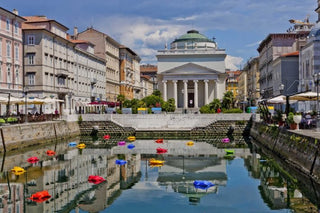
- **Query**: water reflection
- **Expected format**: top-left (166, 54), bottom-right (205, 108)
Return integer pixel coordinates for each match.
top-left (0, 138), bottom-right (318, 212)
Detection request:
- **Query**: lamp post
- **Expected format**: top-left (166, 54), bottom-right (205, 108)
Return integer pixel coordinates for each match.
top-left (314, 73), bottom-right (320, 131)
top-left (68, 91), bottom-right (72, 115)
top-left (24, 87), bottom-right (28, 123)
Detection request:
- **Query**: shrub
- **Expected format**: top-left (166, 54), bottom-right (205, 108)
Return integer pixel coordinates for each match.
top-left (222, 108), bottom-right (243, 113)
top-left (199, 105), bottom-right (214, 113)
top-left (0, 118), bottom-right (5, 124)
top-left (6, 117), bottom-right (17, 123)
top-left (77, 115), bottom-right (83, 124)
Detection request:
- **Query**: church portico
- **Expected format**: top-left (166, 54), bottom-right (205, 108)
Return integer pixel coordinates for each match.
top-left (157, 30), bottom-right (227, 110)
top-left (162, 78), bottom-right (219, 109)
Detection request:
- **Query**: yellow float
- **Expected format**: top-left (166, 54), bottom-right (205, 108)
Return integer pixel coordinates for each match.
top-left (149, 158), bottom-right (165, 165)
top-left (127, 136), bottom-right (136, 141)
top-left (186, 141), bottom-right (194, 146)
top-left (77, 143), bottom-right (86, 149)
top-left (11, 166), bottom-right (26, 175)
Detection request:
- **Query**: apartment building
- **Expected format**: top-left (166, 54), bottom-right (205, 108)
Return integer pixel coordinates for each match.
top-left (119, 46), bottom-right (141, 99)
top-left (77, 28), bottom-right (121, 102)
top-left (140, 64), bottom-right (158, 91)
top-left (243, 57), bottom-right (260, 106)
top-left (0, 8), bottom-right (25, 114)
top-left (22, 16), bottom-right (106, 114)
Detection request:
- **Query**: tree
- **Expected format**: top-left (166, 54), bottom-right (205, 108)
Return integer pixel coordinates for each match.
top-left (142, 95), bottom-right (163, 108)
top-left (222, 91), bottom-right (234, 109)
top-left (152, 90), bottom-right (161, 97)
top-left (209, 98), bottom-right (221, 112)
top-left (117, 94), bottom-right (126, 110)
top-left (163, 98), bottom-right (176, 112)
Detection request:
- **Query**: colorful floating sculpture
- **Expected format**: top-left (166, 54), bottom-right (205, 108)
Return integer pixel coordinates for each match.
top-left (127, 144), bottom-right (135, 149)
top-left (88, 175), bottom-right (106, 184)
top-left (155, 139), bottom-right (164, 143)
top-left (11, 166), bottom-right (26, 175)
top-left (68, 142), bottom-right (77, 147)
top-left (103, 135), bottom-right (110, 140)
top-left (221, 138), bottom-right (230, 143)
top-left (29, 190), bottom-right (51, 202)
top-left (27, 157), bottom-right (39, 164)
top-left (77, 143), bottom-right (86, 149)
top-left (186, 141), bottom-right (194, 146)
top-left (149, 158), bottom-right (165, 165)
top-left (225, 149), bottom-right (234, 155)
top-left (193, 180), bottom-right (215, 190)
top-left (118, 141), bottom-right (126, 146)
top-left (127, 136), bottom-right (136, 141)
top-left (156, 148), bottom-right (168, 154)
top-left (115, 159), bottom-right (127, 165)
top-left (46, 150), bottom-right (56, 156)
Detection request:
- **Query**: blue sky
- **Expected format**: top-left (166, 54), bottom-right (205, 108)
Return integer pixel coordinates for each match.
top-left (2, 0), bottom-right (318, 69)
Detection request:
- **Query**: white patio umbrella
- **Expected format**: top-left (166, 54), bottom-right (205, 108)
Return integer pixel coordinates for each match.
top-left (289, 91), bottom-right (318, 101)
top-left (267, 95), bottom-right (297, 104)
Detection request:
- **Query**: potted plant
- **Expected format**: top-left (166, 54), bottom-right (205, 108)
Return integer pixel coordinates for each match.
top-left (273, 110), bottom-right (284, 126)
top-left (287, 112), bottom-right (297, 130)
top-left (293, 112), bottom-right (302, 130)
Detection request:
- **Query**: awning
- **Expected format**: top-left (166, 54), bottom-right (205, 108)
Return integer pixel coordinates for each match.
top-left (289, 91), bottom-right (318, 101)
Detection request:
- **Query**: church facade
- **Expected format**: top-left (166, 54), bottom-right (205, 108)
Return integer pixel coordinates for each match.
top-left (156, 30), bottom-right (227, 110)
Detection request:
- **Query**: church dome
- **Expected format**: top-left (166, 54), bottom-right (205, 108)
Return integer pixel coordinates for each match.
top-left (170, 30), bottom-right (217, 49)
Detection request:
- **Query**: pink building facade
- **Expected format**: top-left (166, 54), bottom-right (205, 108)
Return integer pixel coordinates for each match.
top-left (0, 8), bottom-right (25, 98)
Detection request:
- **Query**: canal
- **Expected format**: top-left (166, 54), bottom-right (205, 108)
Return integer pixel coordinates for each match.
top-left (0, 137), bottom-right (319, 212)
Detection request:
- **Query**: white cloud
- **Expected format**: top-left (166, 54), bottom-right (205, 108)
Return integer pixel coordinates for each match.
top-left (225, 55), bottom-right (243, 70)
top-left (245, 40), bottom-right (261, 47)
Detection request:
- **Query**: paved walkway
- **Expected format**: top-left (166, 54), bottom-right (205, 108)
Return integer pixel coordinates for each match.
top-left (288, 128), bottom-right (320, 139)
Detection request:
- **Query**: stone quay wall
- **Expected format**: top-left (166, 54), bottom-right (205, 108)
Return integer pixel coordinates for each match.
top-left (250, 122), bottom-right (320, 182)
top-left (0, 121), bottom-right (80, 153)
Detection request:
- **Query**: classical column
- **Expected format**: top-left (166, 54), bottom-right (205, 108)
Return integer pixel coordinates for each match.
top-left (183, 80), bottom-right (188, 108)
top-left (204, 80), bottom-right (209, 105)
top-left (173, 80), bottom-right (178, 107)
top-left (162, 80), bottom-right (167, 101)
top-left (215, 80), bottom-right (219, 99)
top-left (193, 80), bottom-right (198, 108)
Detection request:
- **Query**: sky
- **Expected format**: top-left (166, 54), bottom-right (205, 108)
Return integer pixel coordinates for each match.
top-left (2, 0), bottom-right (318, 70)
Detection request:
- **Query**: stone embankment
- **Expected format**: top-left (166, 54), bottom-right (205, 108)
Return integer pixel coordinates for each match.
top-left (0, 121), bottom-right (79, 153)
top-left (250, 122), bottom-right (320, 183)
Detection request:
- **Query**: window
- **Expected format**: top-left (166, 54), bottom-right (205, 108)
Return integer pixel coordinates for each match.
top-left (7, 66), bottom-right (11, 83)
top-left (28, 73), bottom-right (35, 85)
top-left (0, 38), bottom-right (2, 57)
top-left (15, 44), bottom-right (19, 60)
top-left (14, 22), bottom-right (18, 34)
top-left (58, 77), bottom-right (65, 85)
top-left (27, 35), bottom-right (35, 45)
top-left (15, 67), bottom-right (19, 84)
top-left (6, 19), bottom-right (10, 31)
top-left (6, 41), bottom-right (11, 58)
top-left (27, 54), bottom-right (35, 65)
top-left (0, 63), bottom-right (2, 81)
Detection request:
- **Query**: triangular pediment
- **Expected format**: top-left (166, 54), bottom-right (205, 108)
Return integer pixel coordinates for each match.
top-left (162, 63), bottom-right (220, 75)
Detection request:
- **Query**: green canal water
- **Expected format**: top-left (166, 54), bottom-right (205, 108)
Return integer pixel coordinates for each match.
top-left (0, 137), bottom-right (319, 212)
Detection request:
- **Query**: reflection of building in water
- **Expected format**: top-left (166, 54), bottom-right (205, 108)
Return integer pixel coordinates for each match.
top-left (258, 163), bottom-right (317, 211)
top-left (0, 183), bottom-right (24, 212)
top-left (156, 155), bottom-right (228, 204)
top-left (120, 154), bottom-right (141, 189)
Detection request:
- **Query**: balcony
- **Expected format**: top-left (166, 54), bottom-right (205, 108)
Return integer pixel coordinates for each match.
top-left (56, 68), bottom-right (69, 77)
top-left (91, 78), bottom-right (97, 85)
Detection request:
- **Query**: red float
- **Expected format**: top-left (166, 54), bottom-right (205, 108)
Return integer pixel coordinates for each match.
top-left (103, 135), bottom-right (110, 140)
top-left (155, 139), bottom-right (164, 143)
top-left (29, 190), bottom-right (51, 202)
top-left (156, 148), bottom-right (168, 154)
top-left (46, 150), bottom-right (56, 156)
top-left (27, 157), bottom-right (39, 164)
top-left (88, 175), bottom-right (106, 184)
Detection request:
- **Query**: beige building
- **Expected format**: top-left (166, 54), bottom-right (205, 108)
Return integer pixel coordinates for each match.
top-left (119, 46), bottom-right (141, 100)
top-left (243, 57), bottom-right (259, 106)
top-left (237, 70), bottom-right (247, 107)
top-left (140, 75), bottom-right (154, 97)
top-left (22, 16), bottom-right (106, 115)
top-left (77, 27), bottom-right (121, 102)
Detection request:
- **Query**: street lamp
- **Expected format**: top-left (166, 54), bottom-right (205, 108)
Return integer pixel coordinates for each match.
top-left (314, 73), bottom-right (320, 131)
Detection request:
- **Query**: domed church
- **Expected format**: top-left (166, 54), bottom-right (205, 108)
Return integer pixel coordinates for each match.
top-left (156, 30), bottom-right (227, 111)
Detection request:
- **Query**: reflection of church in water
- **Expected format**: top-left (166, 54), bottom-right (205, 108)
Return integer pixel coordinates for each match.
top-left (156, 155), bottom-right (228, 204)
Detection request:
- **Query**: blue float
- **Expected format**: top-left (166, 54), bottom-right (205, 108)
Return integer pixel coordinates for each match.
top-left (69, 142), bottom-right (77, 147)
top-left (193, 180), bottom-right (215, 190)
top-left (127, 144), bottom-right (135, 149)
top-left (115, 159), bottom-right (127, 165)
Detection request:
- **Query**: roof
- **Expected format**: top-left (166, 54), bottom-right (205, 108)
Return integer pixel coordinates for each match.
top-left (0, 7), bottom-right (26, 21)
top-left (172, 29), bottom-right (215, 44)
top-left (23, 16), bottom-right (69, 31)
top-left (140, 75), bottom-right (151, 80)
top-left (281, 51), bottom-right (299, 57)
top-left (140, 65), bottom-right (157, 73)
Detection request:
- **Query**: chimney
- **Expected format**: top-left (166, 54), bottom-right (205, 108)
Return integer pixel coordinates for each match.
top-left (12, 9), bottom-right (18, 15)
top-left (74, 27), bottom-right (78, 38)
